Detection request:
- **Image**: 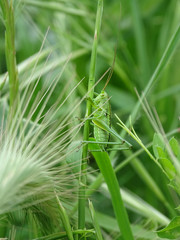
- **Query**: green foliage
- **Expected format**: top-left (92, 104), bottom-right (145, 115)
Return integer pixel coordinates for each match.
top-left (0, 0), bottom-right (180, 239)
top-left (153, 133), bottom-right (165, 158)
top-left (169, 137), bottom-right (180, 160)
top-left (157, 216), bottom-right (180, 239)
top-left (152, 133), bottom-right (180, 182)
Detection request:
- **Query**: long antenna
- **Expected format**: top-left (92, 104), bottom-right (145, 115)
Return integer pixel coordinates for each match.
top-left (103, 44), bottom-right (117, 91)
top-left (103, 3), bottom-right (121, 91)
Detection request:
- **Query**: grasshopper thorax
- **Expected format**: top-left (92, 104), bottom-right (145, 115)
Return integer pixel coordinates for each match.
top-left (93, 90), bottom-right (109, 108)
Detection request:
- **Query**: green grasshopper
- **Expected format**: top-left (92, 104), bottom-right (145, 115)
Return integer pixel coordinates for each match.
top-left (84, 71), bottom-right (132, 152)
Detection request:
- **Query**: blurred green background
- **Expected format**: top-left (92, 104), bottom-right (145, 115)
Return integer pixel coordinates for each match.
top-left (1, 0), bottom-right (180, 127)
top-left (0, 0), bottom-right (180, 238)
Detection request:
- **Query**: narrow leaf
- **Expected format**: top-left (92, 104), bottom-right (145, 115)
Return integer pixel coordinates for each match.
top-left (169, 137), bottom-right (180, 160)
top-left (153, 133), bottom-right (165, 158)
top-left (158, 158), bottom-right (176, 180)
top-left (156, 146), bottom-right (167, 159)
top-left (157, 216), bottom-right (180, 239)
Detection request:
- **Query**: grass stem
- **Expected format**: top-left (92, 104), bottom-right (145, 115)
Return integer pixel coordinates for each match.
top-left (78, 0), bottom-right (103, 233)
top-left (0, 0), bottom-right (19, 118)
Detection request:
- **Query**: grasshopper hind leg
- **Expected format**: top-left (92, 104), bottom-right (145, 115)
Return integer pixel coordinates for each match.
top-left (83, 140), bottom-right (129, 152)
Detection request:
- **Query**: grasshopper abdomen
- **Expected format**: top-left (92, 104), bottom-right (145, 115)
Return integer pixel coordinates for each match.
top-left (93, 90), bottom-right (111, 150)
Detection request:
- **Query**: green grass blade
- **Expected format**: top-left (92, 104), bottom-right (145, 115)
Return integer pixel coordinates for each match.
top-left (88, 138), bottom-right (134, 240)
top-left (123, 24), bottom-right (180, 137)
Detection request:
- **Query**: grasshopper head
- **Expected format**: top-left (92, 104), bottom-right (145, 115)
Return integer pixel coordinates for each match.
top-left (100, 90), bottom-right (108, 98)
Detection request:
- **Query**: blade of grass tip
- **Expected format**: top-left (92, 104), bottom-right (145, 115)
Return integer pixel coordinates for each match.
top-left (88, 200), bottom-right (103, 240)
top-left (0, 0), bottom-right (19, 120)
top-left (122, 24), bottom-right (180, 138)
top-left (88, 139), bottom-right (134, 240)
top-left (55, 194), bottom-right (74, 240)
top-left (78, 0), bottom-right (103, 234)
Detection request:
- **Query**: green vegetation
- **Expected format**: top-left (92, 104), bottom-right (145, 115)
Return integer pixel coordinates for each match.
top-left (0, 0), bottom-right (180, 239)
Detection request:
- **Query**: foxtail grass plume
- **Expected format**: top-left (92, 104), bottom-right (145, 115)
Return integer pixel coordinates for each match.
top-left (0, 52), bottom-right (84, 215)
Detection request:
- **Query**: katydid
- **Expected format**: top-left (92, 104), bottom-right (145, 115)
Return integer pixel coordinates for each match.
top-left (84, 70), bottom-right (132, 152)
